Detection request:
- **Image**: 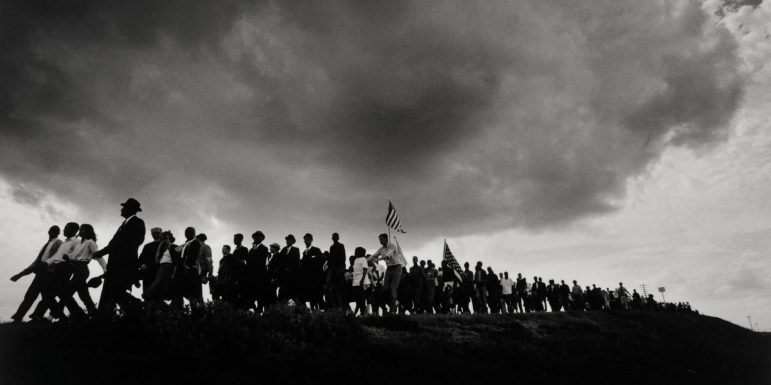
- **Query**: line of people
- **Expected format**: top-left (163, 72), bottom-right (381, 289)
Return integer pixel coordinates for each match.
top-left (9, 198), bottom-right (696, 322)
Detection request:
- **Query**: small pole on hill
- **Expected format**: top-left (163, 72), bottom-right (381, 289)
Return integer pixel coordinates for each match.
top-left (747, 315), bottom-right (754, 331)
top-left (640, 284), bottom-right (648, 298)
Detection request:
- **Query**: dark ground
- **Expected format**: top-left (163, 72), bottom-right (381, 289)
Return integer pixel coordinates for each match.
top-left (0, 305), bottom-right (769, 385)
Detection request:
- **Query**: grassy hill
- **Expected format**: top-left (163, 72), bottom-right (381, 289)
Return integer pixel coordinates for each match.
top-left (0, 305), bottom-right (768, 385)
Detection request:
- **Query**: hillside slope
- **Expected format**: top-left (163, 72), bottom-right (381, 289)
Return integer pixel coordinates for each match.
top-left (0, 306), bottom-right (768, 385)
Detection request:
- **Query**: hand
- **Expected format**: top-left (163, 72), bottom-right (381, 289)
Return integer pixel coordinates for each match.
top-left (10, 274), bottom-right (21, 282)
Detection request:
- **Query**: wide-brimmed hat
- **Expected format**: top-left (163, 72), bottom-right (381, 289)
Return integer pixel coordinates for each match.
top-left (120, 198), bottom-right (142, 212)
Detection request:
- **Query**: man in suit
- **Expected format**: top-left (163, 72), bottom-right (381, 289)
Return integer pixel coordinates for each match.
top-left (10, 225), bottom-right (63, 322)
top-left (93, 198), bottom-right (146, 318)
top-left (172, 227), bottom-right (202, 309)
top-left (245, 231), bottom-right (269, 311)
top-left (138, 227), bottom-right (162, 297)
top-left (266, 242), bottom-right (281, 306)
top-left (325, 232), bottom-right (346, 310)
top-left (278, 234), bottom-right (300, 303)
top-left (299, 233), bottom-right (324, 309)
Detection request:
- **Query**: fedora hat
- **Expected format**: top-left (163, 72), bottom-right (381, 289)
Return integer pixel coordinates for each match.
top-left (120, 197), bottom-right (142, 212)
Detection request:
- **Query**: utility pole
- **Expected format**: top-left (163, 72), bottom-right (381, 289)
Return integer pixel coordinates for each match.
top-left (640, 284), bottom-right (648, 298)
top-left (747, 315), bottom-right (754, 331)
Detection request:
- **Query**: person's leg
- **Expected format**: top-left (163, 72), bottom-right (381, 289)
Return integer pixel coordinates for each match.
top-left (11, 273), bottom-right (44, 321)
top-left (71, 263), bottom-right (97, 315)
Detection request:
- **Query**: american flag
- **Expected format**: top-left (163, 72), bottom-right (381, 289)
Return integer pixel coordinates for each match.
top-left (443, 240), bottom-right (463, 281)
top-left (386, 200), bottom-right (406, 233)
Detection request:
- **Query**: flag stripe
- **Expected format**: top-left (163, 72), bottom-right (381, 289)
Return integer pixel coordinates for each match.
top-left (386, 201), bottom-right (406, 233)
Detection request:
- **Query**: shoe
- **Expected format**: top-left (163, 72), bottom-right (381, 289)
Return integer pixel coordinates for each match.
top-left (29, 315), bottom-right (50, 323)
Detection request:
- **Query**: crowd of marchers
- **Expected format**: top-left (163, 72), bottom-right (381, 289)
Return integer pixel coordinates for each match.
top-left (8, 198), bottom-right (696, 323)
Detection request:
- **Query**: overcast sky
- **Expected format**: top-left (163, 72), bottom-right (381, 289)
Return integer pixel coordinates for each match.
top-left (0, 0), bottom-right (769, 330)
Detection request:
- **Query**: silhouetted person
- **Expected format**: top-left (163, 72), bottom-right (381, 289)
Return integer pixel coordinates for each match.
top-left (216, 245), bottom-right (242, 305)
top-left (172, 227), bottom-right (202, 309)
top-left (138, 227), bottom-right (162, 297)
top-left (197, 233), bottom-right (214, 295)
top-left (266, 242), bottom-right (281, 305)
top-left (474, 262), bottom-right (488, 313)
top-left (409, 256), bottom-right (426, 313)
top-left (547, 279), bottom-right (561, 312)
top-left (144, 231), bottom-right (177, 306)
top-left (368, 233), bottom-right (406, 314)
top-left (245, 231), bottom-right (268, 310)
top-left (500, 272), bottom-right (514, 313)
top-left (559, 280), bottom-right (570, 311)
top-left (515, 273), bottom-right (527, 313)
top-left (93, 198), bottom-right (145, 318)
top-left (299, 233), bottom-right (324, 309)
top-left (61, 224), bottom-right (106, 317)
top-left (10, 225), bottom-right (62, 322)
top-left (486, 267), bottom-right (501, 313)
top-left (325, 233), bottom-right (347, 310)
top-left (571, 280), bottom-right (583, 311)
top-left (351, 247), bottom-right (370, 315)
top-left (43, 222), bottom-right (83, 320)
top-left (232, 234), bottom-right (248, 263)
top-left (424, 260), bottom-right (438, 313)
top-left (459, 262), bottom-right (473, 314)
top-left (278, 234), bottom-right (300, 303)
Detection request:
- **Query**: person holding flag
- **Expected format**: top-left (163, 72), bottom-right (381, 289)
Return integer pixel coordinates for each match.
top-left (368, 233), bottom-right (406, 314)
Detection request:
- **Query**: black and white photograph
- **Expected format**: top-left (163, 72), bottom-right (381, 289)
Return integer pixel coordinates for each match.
top-left (0, 1), bottom-right (769, 384)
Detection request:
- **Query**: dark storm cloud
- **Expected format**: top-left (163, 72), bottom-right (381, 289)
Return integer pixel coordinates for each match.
top-left (0, 0), bottom-right (748, 240)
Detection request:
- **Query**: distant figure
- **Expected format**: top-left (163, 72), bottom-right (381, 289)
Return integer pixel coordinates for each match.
top-left (138, 227), bottom-right (163, 297)
top-left (559, 280), bottom-right (570, 311)
top-left (325, 233), bottom-right (347, 310)
top-left (62, 224), bottom-right (107, 317)
top-left (215, 245), bottom-right (242, 305)
top-left (571, 280), bottom-right (583, 311)
top-left (93, 198), bottom-right (146, 318)
top-left (424, 260), bottom-right (438, 313)
top-left (266, 242), bottom-right (281, 306)
top-left (278, 235), bottom-right (300, 303)
top-left (473, 262), bottom-right (488, 314)
top-left (547, 279), bottom-right (561, 312)
top-left (43, 222), bottom-right (83, 320)
top-left (368, 233), bottom-right (406, 314)
top-left (351, 247), bottom-right (370, 316)
top-left (515, 273), bottom-right (527, 313)
top-left (144, 231), bottom-right (177, 306)
top-left (197, 233), bottom-right (214, 293)
top-left (244, 231), bottom-right (268, 310)
top-left (299, 233), bottom-right (325, 310)
top-left (488, 268), bottom-right (502, 313)
top-left (172, 227), bottom-right (202, 309)
top-left (409, 256), bottom-right (426, 314)
top-left (617, 282), bottom-right (630, 310)
top-left (500, 272), bottom-right (515, 313)
top-left (10, 225), bottom-right (63, 322)
top-left (232, 233), bottom-right (249, 263)
top-left (459, 262), bottom-right (473, 314)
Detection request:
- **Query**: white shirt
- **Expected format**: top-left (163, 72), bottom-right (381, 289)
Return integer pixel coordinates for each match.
top-left (39, 238), bottom-right (60, 262)
top-left (500, 278), bottom-right (514, 295)
top-left (159, 249), bottom-right (172, 264)
top-left (352, 257), bottom-right (371, 287)
top-left (47, 237), bottom-right (81, 265)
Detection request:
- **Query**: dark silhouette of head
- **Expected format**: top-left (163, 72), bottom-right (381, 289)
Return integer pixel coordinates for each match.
top-left (119, 198), bottom-right (142, 218)
top-left (79, 224), bottom-right (96, 241)
top-left (196, 233), bottom-right (207, 242)
top-left (222, 245), bottom-right (231, 255)
top-left (285, 234), bottom-right (296, 246)
top-left (48, 225), bottom-right (60, 239)
top-left (303, 233), bottom-right (313, 247)
top-left (332, 233), bottom-right (340, 243)
top-left (378, 233), bottom-right (388, 246)
top-left (355, 247), bottom-right (366, 258)
top-left (252, 231), bottom-right (264, 244)
top-left (63, 222), bottom-right (79, 238)
top-left (234, 233), bottom-right (244, 245)
top-left (184, 227), bottom-right (195, 241)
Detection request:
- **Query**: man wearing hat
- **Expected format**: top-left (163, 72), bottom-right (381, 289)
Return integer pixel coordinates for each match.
top-left (278, 234), bottom-right (300, 303)
top-left (93, 197), bottom-right (146, 318)
top-left (138, 227), bottom-right (163, 297)
top-left (299, 233), bottom-right (324, 310)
